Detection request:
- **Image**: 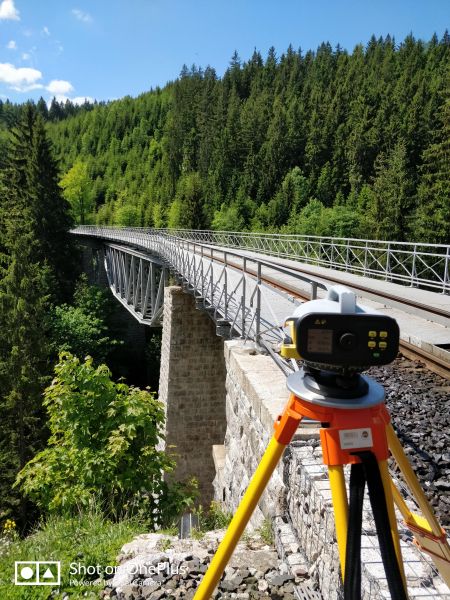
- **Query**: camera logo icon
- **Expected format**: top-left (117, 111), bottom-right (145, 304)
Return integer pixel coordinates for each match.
top-left (14, 561), bottom-right (61, 586)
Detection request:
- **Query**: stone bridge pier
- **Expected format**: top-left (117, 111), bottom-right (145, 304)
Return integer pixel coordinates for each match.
top-left (158, 286), bottom-right (227, 505)
top-left (81, 241), bottom-right (228, 505)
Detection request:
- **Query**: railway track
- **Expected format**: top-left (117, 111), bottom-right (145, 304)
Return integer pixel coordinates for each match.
top-left (204, 247), bottom-right (450, 380)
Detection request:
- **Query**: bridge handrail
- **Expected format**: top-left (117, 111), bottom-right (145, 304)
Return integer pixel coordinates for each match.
top-left (73, 226), bottom-right (450, 294)
top-left (73, 226), bottom-right (334, 369)
top-left (72, 225), bottom-right (328, 299)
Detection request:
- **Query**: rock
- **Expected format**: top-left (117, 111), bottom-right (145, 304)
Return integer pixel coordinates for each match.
top-left (257, 579), bottom-right (269, 592)
top-left (291, 565), bottom-right (308, 577)
top-left (220, 570), bottom-right (244, 591)
top-left (141, 584), bottom-right (162, 598)
top-left (106, 528), bottom-right (305, 600)
top-left (141, 577), bottom-right (160, 589)
top-left (148, 590), bottom-right (165, 600)
top-left (265, 569), bottom-right (292, 587)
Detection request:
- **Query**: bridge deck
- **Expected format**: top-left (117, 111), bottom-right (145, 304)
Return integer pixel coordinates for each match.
top-left (203, 244), bottom-right (450, 360)
top-left (73, 227), bottom-right (450, 370)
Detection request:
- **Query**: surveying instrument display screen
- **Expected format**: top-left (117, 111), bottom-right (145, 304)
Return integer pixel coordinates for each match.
top-left (296, 313), bottom-right (400, 367)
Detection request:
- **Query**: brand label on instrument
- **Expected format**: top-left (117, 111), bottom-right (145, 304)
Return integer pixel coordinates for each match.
top-left (339, 428), bottom-right (373, 449)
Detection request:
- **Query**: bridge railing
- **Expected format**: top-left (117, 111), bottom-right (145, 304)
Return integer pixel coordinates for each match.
top-left (76, 226), bottom-right (450, 294)
top-left (73, 226), bottom-right (331, 371)
top-left (73, 226), bottom-right (450, 294)
top-left (149, 228), bottom-right (450, 294)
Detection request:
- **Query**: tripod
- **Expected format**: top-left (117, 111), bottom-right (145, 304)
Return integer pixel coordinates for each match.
top-left (193, 367), bottom-right (450, 600)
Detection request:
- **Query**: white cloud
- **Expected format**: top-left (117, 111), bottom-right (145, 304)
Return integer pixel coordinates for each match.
top-left (0, 62), bottom-right (42, 91)
top-left (7, 40), bottom-right (17, 50)
top-left (0, 0), bottom-right (20, 20)
top-left (71, 8), bottom-right (92, 24)
top-left (46, 79), bottom-right (74, 95)
top-left (42, 26), bottom-right (50, 36)
top-left (21, 52), bottom-right (31, 60)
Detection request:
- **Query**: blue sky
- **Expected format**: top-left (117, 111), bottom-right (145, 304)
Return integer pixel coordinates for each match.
top-left (0, 0), bottom-right (449, 105)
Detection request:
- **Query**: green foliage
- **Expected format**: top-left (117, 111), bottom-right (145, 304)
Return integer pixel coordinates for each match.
top-left (0, 103), bottom-right (73, 526)
top-left (44, 34), bottom-right (450, 241)
top-left (59, 160), bottom-right (94, 225)
top-left (192, 501), bottom-right (233, 538)
top-left (158, 537), bottom-right (173, 551)
top-left (413, 92), bottom-right (450, 243)
top-left (50, 276), bottom-right (121, 363)
top-left (167, 198), bottom-right (184, 228)
top-left (257, 517), bottom-right (274, 546)
top-left (115, 203), bottom-right (141, 226)
top-left (0, 508), bottom-right (144, 599)
top-left (174, 171), bottom-right (205, 229)
top-left (367, 141), bottom-right (413, 241)
top-left (212, 203), bottom-right (245, 231)
top-left (15, 353), bottom-right (190, 525)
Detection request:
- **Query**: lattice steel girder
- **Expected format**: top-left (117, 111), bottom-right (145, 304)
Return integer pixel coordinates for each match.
top-left (104, 243), bottom-right (166, 326)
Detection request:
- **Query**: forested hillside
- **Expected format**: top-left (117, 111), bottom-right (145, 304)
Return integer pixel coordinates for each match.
top-left (45, 33), bottom-right (450, 243)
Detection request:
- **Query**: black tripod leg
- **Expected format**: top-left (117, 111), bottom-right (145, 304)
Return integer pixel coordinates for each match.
top-left (344, 463), bottom-right (365, 600)
top-left (358, 452), bottom-right (408, 600)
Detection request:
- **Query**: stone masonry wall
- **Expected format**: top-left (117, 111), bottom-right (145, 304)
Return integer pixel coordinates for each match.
top-left (215, 340), bottom-right (449, 600)
top-left (159, 286), bottom-right (226, 505)
top-left (213, 341), bottom-right (287, 527)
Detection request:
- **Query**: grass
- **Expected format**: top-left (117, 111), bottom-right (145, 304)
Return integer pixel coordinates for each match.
top-left (191, 501), bottom-right (234, 539)
top-left (257, 517), bottom-right (274, 546)
top-left (0, 509), bottom-right (145, 599)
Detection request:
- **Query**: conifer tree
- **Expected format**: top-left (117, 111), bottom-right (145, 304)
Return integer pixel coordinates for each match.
top-left (413, 93), bottom-right (450, 243)
top-left (0, 104), bottom-right (51, 524)
top-left (32, 115), bottom-right (76, 300)
top-left (368, 141), bottom-right (413, 240)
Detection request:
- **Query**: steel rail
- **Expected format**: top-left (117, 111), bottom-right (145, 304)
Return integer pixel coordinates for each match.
top-left (241, 252), bottom-right (450, 322)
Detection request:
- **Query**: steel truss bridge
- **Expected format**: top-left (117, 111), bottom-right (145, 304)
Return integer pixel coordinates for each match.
top-left (72, 226), bottom-right (449, 373)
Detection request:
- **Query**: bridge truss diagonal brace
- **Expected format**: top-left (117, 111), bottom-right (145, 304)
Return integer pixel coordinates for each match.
top-left (104, 243), bottom-right (167, 327)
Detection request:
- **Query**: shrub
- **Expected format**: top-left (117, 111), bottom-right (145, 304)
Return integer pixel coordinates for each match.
top-left (15, 353), bottom-right (195, 526)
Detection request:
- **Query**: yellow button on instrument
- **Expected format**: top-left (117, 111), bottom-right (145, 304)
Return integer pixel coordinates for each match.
top-left (379, 341), bottom-right (387, 349)
top-left (379, 331), bottom-right (388, 338)
top-left (368, 331), bottom-right (377, 338)
top-left (368, 341), bottom-right (376, 348)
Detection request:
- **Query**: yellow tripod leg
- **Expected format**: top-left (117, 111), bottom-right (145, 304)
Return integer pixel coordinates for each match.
top-left (387, 424), bottom-right (442, 533)
top-left (387, 424), bottom-right (450, 586)
top-left (328, 465), bottom-right (348, 580)
top-left (193, 436), bottom-right (286, 600)
top-left (378, 459), bottom-right (407, 590)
